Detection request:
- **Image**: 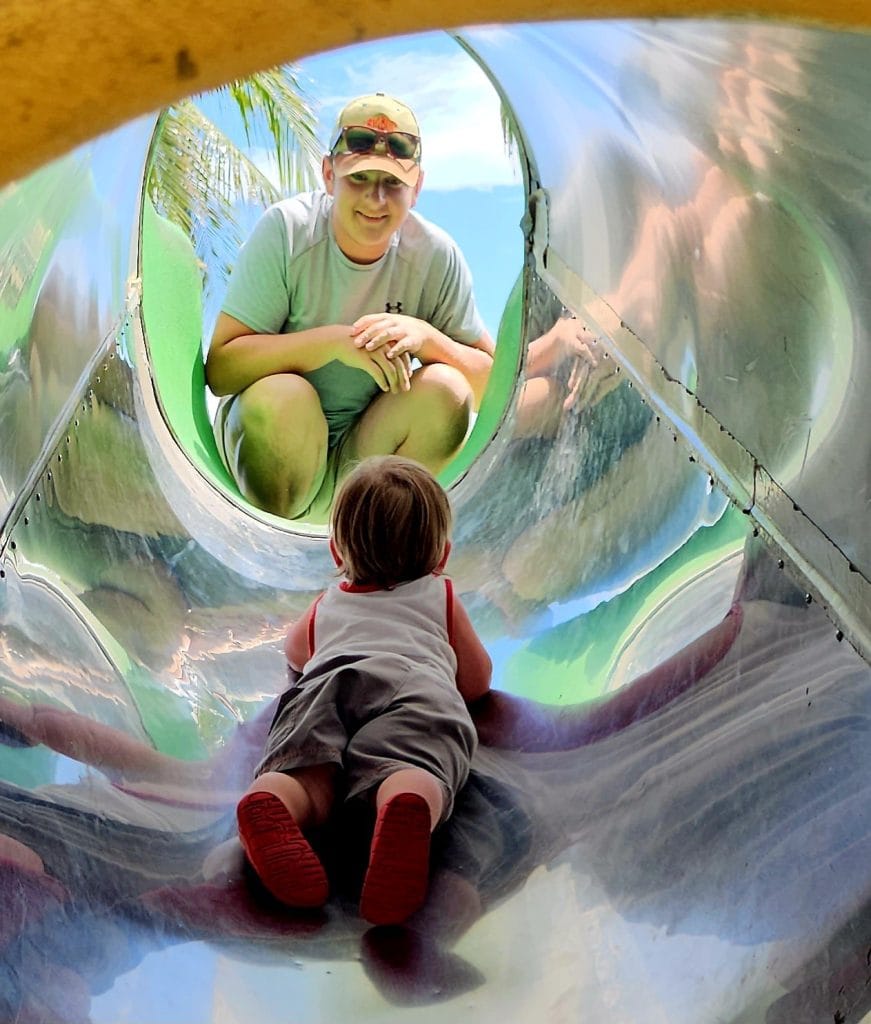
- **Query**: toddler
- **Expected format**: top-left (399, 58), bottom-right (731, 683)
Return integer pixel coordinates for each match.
top-left (236, 455), bottom-right (492, 925)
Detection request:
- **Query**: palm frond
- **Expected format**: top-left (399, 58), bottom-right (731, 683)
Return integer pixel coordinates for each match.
top-left (500, 101), bottom-right (521, 162)
top-left (221, 67), bottom-right (323, 194)
top-left (149, 101), bottom-right (275, 231)
top-left (148, 65), bottom-right (321, 285)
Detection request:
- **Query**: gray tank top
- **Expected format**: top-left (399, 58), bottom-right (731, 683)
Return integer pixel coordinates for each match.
top-left (307, 574), bottom-right (457, 684)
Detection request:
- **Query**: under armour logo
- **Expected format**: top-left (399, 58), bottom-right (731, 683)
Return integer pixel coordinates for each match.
top-left (385, 301), bottom-right (403, 314)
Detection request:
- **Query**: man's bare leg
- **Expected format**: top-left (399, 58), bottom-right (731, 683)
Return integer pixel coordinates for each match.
top-left (223, 373), bottom-right (328, 518)
top-left (241, 767), bottom-right (336, 829)
top-left (348, 364), bottom-right (473, 474)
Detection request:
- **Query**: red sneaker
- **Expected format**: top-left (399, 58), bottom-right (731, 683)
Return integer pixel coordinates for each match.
top-left (236, 791), bottom-right (328, 908)
top-left (359, 793), bottom-right (431, 926)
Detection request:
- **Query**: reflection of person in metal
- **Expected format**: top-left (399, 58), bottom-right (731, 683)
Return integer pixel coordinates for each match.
top-left (206, 93), bottom-right (494, 522)
top-left (449, 304), bottom-right (636, 632)
top-left (513, 312), bottom-right (621, 441)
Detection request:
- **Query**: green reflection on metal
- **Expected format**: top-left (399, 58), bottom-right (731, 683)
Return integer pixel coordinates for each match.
top-left (0, 157), bottom-right (87, 358)
top-left (141, 200), bottom-right (237, 491)
top-left (440, 271), bottom-right (523, 484)
top-left (504, 503), bottom-right (748, 705)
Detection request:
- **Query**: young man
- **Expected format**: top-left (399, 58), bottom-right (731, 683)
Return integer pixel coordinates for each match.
top-left (206, 93), bottom-right (495, 522)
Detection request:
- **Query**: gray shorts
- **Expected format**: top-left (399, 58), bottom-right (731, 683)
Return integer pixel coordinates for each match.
top-left (256, 654), bottom-right (477, 822)
top-left (214, 394), bottom-right (353, 525)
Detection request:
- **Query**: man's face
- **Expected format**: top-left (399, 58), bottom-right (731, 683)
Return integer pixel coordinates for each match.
top-left (323, 157), bottom-right (423, 264)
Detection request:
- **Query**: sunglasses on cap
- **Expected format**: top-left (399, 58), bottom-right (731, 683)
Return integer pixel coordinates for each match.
top-left (331, 126), bottom-right (421, 162)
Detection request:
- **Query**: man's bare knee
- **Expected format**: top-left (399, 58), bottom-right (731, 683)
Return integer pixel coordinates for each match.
top-left (228, 374), bottom-right (328, 517)
top-left (411, 365), bottom-right (473, 448)
top-left (349, 364), bottom-right (473, 472)
top-left (236, 375), bottom-right (319, 433)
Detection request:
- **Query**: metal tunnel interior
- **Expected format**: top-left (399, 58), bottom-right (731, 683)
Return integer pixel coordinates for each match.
top-left (2, 17), bottom-right (871, 1024)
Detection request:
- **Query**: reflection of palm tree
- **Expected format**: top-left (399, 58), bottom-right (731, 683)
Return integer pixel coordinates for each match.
top-left (147, 68), bottom-right (322, 281)
top-left (499, 100), bottom-right (522, 168)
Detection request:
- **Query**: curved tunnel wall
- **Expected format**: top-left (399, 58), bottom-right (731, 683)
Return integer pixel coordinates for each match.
top-left (1, 15), bottom-right (871, 1024)
top-left (471, 20), bottom-right (871, 655)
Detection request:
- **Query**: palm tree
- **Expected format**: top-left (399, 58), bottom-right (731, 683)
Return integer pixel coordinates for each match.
top-left (147, 65), bottom-right (323, 285)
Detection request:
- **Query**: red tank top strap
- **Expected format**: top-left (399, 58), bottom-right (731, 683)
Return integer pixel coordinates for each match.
top-left (444, 577), bottom-right (455, 646)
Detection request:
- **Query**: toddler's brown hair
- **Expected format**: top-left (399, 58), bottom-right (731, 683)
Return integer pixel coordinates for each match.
top-left (331, 456), bottom-right (451, 588)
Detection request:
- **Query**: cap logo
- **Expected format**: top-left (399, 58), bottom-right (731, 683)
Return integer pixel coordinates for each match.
top-left (365, 114), bottom-right (398, 132)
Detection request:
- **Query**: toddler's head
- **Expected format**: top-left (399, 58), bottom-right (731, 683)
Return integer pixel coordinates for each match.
top-left (331, 456), bottom-right (451, 588)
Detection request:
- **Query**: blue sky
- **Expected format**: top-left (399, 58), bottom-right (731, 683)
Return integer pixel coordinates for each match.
top-left (204, 31), bottom-right (526, 339)
top-left (294, 32), bottom-right (521, 191)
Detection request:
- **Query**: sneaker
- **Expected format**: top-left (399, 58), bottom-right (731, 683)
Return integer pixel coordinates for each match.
top-left (359, 793), bottom-right (431, 926)
top-left (236, 791), bottom-right (328, 908)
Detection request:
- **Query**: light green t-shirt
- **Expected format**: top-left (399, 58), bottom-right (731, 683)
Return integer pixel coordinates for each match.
top-left (222, 191), bottom-right (485, 445)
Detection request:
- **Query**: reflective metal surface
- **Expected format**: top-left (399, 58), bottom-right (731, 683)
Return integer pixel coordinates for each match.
top-left (467, 20), bottom-right (871, 655)
top-left (0, 118), bottom-right (156, 528)
top-left (0, 19), bottom-right (870, 1024)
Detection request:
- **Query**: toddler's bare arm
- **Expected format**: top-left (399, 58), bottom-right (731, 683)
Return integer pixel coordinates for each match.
top-left (284, 596), bottom-right (322, 672)
top-left (450, 597), bottom-right (492, 702)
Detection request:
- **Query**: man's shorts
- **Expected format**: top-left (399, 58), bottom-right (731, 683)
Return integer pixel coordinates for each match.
top-left (256, 654), bottom-right (478, 823)
top-left (214, 395), bottom-right (353, 524)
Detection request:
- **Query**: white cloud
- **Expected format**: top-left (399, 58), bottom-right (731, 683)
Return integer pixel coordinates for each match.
top-left (247, 39), bottom-right (522, 192)
top-left (305, 44), bottom-right (522, 192)
top-left (246, 149), bottom-right (297, 191)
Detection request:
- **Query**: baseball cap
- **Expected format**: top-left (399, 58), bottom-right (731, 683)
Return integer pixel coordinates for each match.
top-left (329, 93), bottom-right (422, 187)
